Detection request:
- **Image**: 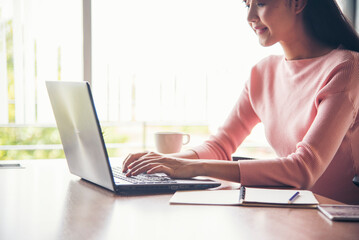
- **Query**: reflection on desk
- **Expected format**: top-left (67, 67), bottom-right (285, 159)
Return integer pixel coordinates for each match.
top-left (0, 159), bottom-right (358, 240)
top-left (58, 180), bottom-right (116, 239)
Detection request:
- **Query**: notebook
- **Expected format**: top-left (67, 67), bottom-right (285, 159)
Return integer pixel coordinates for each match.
top-left (46, 81), bottom-right (220, 194)
top-left (170, 186), bottom-right (319, 208)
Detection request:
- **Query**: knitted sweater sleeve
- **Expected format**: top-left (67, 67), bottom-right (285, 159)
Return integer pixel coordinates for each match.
top-left (192, 52), bottom-right (359, 189)
top-left (239, 55), bottom-right (359, 189)
top-left (191, 82), bottom-right (261, 161)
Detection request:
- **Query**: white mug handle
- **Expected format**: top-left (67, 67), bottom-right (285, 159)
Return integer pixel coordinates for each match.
top-left (182, 134), bottom-right (190, 145)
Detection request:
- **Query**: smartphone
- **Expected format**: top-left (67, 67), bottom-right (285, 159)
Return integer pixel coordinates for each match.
top-left (318, 204), bottom-right (359, 221)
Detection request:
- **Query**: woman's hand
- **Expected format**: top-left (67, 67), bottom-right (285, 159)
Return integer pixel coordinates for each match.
top-left (122, 151), bottom-right (202, 179)
top-left (122, 151), bottom-right (241, 182)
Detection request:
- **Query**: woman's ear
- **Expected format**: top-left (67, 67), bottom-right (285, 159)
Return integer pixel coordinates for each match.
top-left (294, 0), bottom-right (308, 14)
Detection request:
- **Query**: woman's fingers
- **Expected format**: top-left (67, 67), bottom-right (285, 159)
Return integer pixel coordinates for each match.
top-left (122, 151), bottom-right (148, 172)
top-left (123, 152), bottom-right (197, 179)
top-left (127, 162), bottom-right (163, 177)
top-left (126, 153), bottom-right (174, 176)
top-left (147, 165), bottom-right (174, 176)
top-left (126, 152), bottom-right (162, 168)
top-left (126, 156), bottom-right (164, 176)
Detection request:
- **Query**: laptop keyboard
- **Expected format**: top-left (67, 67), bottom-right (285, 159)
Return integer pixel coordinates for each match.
top-left (112, 166), bottom-right (177, 184)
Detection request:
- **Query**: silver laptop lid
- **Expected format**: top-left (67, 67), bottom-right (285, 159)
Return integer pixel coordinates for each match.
top-left (46, 81), bottom-right (115, 191)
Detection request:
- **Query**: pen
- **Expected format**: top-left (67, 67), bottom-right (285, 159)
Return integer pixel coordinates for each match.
top-left (0, 163), bottom-right (22, 168)
top-left (288, 191), bottom-right (300, 204)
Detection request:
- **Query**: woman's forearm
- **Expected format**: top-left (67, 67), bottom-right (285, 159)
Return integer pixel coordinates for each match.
top-left (168, 150), bottom-right (199, 159)
top-left (198, 160), bottom-right (240, 182)
top-left (170, 150), bottom-right (240, 182)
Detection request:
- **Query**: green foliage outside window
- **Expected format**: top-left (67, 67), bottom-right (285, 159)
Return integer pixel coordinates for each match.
top-left (0, 125), bottom-right (209, 160)
top-left (0, 126), bottom-right (131, 160)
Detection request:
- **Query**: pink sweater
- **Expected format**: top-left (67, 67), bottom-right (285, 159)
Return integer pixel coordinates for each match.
top-left (193, 49), bottom-right (359, 204)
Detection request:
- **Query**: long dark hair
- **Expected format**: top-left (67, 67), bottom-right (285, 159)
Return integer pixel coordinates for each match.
top-left (303, 0), bottom-right (359, 52)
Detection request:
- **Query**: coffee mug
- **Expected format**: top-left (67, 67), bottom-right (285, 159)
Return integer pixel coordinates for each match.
top-left (154, 132), bottom-right (190, 154)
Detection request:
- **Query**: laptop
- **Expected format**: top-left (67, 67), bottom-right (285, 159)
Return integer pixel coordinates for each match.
top-left (46, 81), bottom-right (220, 194)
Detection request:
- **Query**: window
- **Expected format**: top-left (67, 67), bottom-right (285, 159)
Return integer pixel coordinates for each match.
top-left (0, 0), bottom-right (83, 159)
top-left (90, 0), bottom-right (281, 158)
top-left (16, 0), bottom-right (359, 160)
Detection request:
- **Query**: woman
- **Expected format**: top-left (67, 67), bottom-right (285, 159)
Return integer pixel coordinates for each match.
top-left (123, 0), bottom-right (359, 204)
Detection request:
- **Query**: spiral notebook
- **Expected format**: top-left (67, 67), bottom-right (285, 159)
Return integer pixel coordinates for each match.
top-left (170, 186), bottom-right (319, 208)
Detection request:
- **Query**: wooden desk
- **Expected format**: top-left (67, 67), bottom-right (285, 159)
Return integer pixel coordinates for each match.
top-left (0, 159), bottom-right (358, 240)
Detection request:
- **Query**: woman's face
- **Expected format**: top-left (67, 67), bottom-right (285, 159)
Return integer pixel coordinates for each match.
top-left (244, 0), bottom-right (298, 47)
